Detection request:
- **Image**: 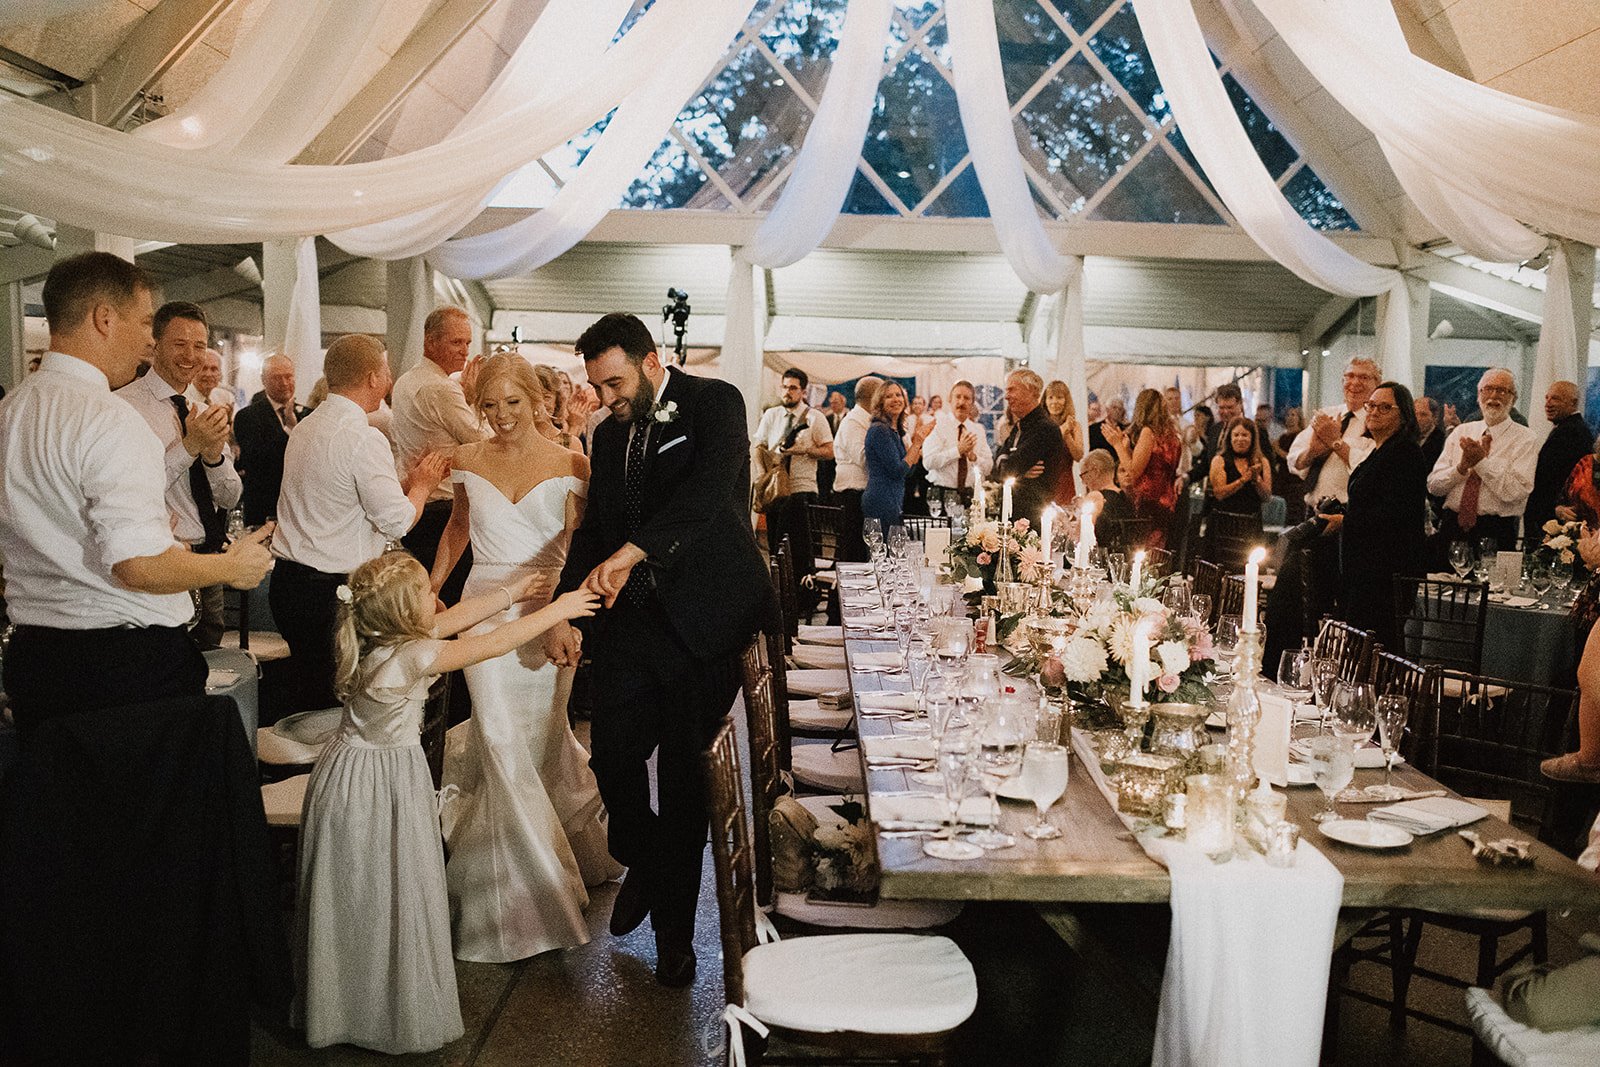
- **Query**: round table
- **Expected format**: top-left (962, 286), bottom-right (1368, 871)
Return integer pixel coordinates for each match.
top-left (1481, 596), bottom-right (1578, 689)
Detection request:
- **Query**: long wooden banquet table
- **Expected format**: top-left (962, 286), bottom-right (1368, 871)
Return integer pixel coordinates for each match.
top-left (844, 634), bottom-right (1600, 915)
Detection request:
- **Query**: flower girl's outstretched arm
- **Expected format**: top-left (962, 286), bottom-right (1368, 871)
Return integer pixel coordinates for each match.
top-left (431, 570), bottom-right (557, 638)
top-left (427, 589), bottom-right (600, 675)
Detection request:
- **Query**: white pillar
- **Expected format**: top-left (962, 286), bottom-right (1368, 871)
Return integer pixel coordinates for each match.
top-left (1, 281), bottom-right (22, 392)
top-left (386, 257), bottom-right (431, 377)
top-left (721, 248), bottom-right (765, 431)
top-left (1401, 274), bottom-right (1431, 394)
top-left (1375, 278), bottom-right (1415, 391)
top-left (1532, 239), bottom-right (1596, 437)
top-left (53, 224), bottom-right (138, 262)
top-left (262, 237), bottom-right (323, 402)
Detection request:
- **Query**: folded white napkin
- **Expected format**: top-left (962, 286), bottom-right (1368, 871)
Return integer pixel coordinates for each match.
top-left (856, 692), bottom-right (918, 712)
top-left (871, 793), bottom-right (994, 827)
top-left (791, 645), bottom-right (847, 669)
top-left (843, 610), bottom-right (889, 627)
top-left (861, 736), bottom-right (936, 762)
top-left (786, 669), bottom-right (850, 696)
top-left (797, 624), bottom-right (845, 646)
top-left (853, 651), bottom-right (903, 668)
top-left (1499, 595), bottom-right (1538, 608)
top-left (1368, 796), bottom-right (1489, 835)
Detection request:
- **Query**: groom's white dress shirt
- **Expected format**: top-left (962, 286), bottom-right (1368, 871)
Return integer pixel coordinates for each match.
top-left (273, 394), bottom-right (417, 575)
top-left (0, 352), bottom-right (192, 628)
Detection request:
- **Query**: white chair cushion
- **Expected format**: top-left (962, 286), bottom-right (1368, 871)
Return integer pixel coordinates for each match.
top-left (789, 698), bottom-right (853, 732)
top-left (1466, 987), bottom-right (1600, 1066)
top-left (792, 740), bottom-right (863, 793)
top-left (743, 934), bottom-right (976, 1035)
top-left (791, 645), bottom-right (847, 670)
top-left (257, 707), bottom-right (343, 766)
top-left (786, 668), bottom-right (849, 696)
top-left (219, 630), bottom-right (290, 662)
top-left (797, 624), bottom-right (845, 647)
top-left (255, 728), bottom-right (324, 766)
top-left (775, 892), bottom-right (962, 930)
top-left (260, 773), bottom-right (309, 828)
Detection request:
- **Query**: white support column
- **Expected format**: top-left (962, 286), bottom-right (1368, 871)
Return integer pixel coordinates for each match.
top-left (1, 281), bottom-right (23, 392)
top-left (386, 257), bottom-right (431, 377)
top-left (1375, 278), bottom-right (1417, 391)
top-left (1532, 239), bottom-right (1596, 438)
top-left (262, 237), bottom-right (323, 402)
top-left (53, 224), bottom-right (139, 263)
top-left (721, 248), bottom-right (766, 431)
top-left (1402, 274), bottom-right (1431, 393)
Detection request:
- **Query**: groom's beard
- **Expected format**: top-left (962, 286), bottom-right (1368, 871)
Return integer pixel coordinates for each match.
top-left (612, 375), bottom-right (657, 424)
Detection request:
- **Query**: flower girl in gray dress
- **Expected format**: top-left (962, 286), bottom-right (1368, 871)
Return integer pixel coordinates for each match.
top-left (293, 552), bottom-right (597, 1054)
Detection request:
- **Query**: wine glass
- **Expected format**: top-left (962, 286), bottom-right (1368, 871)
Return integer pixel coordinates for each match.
top-left (1471, 547), bottom-right (1493, 586)
top-left (1552, 562), bottom-right (1575, 606)
top-left (1277, 646), bottom-right (1312, 700)
top-left (1330, 679), bottom-right (1376, 748)
top-left (863, 517), bottom-right (884, 547)
top-left (923, 733), bottom-right (984, 861)
top-left (1371, 693), bottom-right (1410, 801)
top-left (968, 698), bottom-right (1024, 850)
top-left (1162, 579), bottom-right (1192, 619)
top-left (1309, 656), bottom-right (1339, 734)
top-left (1529, 557), bottom-right (1554, 605)
top-left (1448, 540), bottom-right (1474, 579)
top-left (1214, 615), bottom-right (1242, 672)
top-left (1304, 735), bottom-right (1355, 823)
top-left (1188, 593), bottom-right (1213, 629)
top-left (928, 493), bottom-right (945, 519)
top-left (1018, 742), bottom-right (1069, 840)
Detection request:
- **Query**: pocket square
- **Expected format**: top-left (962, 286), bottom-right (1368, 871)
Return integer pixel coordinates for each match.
top-left (657, 434), bottom-right (688, 454)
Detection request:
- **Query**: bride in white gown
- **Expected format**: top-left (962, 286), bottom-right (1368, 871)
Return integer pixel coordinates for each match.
top-left (430, 355), bottom-right (621, 963)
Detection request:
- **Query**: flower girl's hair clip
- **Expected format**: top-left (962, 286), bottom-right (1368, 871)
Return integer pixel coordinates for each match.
top-left (335, 584), bottom-right (354, 603)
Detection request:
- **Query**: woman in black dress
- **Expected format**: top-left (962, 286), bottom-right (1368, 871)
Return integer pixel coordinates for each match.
top-left (1337, 381), bottom-right (1428, 651)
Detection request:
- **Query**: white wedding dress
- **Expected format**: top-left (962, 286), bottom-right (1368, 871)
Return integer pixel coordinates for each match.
top-left (441, 469), bottom-right (622, 962)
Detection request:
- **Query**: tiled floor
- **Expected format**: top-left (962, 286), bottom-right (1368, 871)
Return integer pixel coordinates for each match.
top-left (251, 708), bottom-right (1598, 1067)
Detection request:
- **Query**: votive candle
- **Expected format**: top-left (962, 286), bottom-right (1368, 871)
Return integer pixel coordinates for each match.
top-left (1076, 499), bottom-right (1096, 568)
top-left (1130, 549), bottom-right (1145, 590)
top-left (1131, 616), bottom-right (1153, 702)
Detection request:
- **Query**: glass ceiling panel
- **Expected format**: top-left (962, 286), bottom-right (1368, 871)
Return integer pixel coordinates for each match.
top-left (1222, 72), bottom-right (1296, 179)
top-left (842, 167), bottom-right (899, 214)
top-left (861, 46), bottom-right (973, 212)
top-left (1088, 2), bottom-right (1169, 124)
top-left (922, 163), bottom-right (990, 218)
top-left (894, 0), bottom-right (943, 33)
top-left (993, 0), bottom-right (1072, 106)
top-left (1088, 143), bottom-right (1223, 224)
top-left (921, 14), bottom-right (953, 68)
top-left (1015, 52), bottom-right (1149, 213)
top-left (1046, 0), bottom-right (1117, 35)
top-left (1281, 166), bottom-right (1357, 231)
top-left (675, 40), bottom-right (809, 202)
top-left (759, 0), bottom-right (847, 100)
top-left (620, 136), bottom-right (726, 210)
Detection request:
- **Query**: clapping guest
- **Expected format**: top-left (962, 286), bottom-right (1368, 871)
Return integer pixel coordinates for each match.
top-left (1208, 416), bottom-right (1272, 518)
top-left (1427, 368), bottom-right (1538, 553)
top-left (863, 382), bottom-right (931, 532)
top-left (1078, 449), bottom-right (1135, 548)
top-left (116, 301), bottom-right (243, 648)
top-left (1332, 382), bottom-right (1428, 651)
top-left (234, 354), bottom-right (308, 526)
top-left (1087, 395), bottom-right (1126, 467)
top-left (1042, 379), bottom-right (1086, 504)
top-left (991, 368), bottom-right (1067, 530)
top-left (832, 376), bottom-right (882, 559)
top-left (1105, 388), bottom-right (1183, 548)
top-left (271, 335), bottom-right (449, 712)
top-left (1526, 380), bottom-right (1591, 533)
top-left (922, 380), bottom-right (992, 514)
top-left (187, 348), bottom-right (234, 412)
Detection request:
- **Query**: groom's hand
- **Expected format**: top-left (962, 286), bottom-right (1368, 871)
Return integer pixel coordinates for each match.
top-left (544, 623), bottom-right (582, 667)
top-left (586, 543), bottom-right (648, 607)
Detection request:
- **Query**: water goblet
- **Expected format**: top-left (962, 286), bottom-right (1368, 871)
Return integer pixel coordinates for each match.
top-left (1448, 540), bottom-right (1474, 579)
top-left (1330, 679), bottom-right (1376, 750)
top-left (1188, 593), bottom-right (1212, 629)
top-left (1018, 742), bottom-right (1069, 840)
top-left (1304, 734), bottom-right (1355, 823)
top-left (863, 517), bottom-right (883, 546)
top-left (923, 733), bottom-right (984, 860)
top-left (928, 494), bottom-right (945, 519)
top-left (1471, 548), bottom-right (1493, 586)
top-left (1277, 646), bottom-right (1312, 700)
top-left (1309, 656), bottom-right (1339, 734)
top-left (1529, 557), bottom-right (1554, 605)
top-left (1213, 615), bottom-right (1242, 673)
top-left (1370, 693), bottom-right (1410, 801)
top-left (968, 697), bottom-right (1024, 850)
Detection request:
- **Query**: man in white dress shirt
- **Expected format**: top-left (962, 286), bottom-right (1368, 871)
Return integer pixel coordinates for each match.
top-left (1427, 367), bottom-right (1538, 553)
top-left (830, 375), bottom-right (882, 562)
top-left (922, 379), bottom-right (993, 514)
top-left (116, 302), bottom-right (242, 648)
top-left (1285, 356), bottom-right (1380, 621)
top-left (0, 253), bottom-right (273, 734)
top-left (391, 305), bottom-right (484, 603)
top-left (271, 334), bottom-right (448, 711)
top-left (752, 367), bottom-right (833, 592)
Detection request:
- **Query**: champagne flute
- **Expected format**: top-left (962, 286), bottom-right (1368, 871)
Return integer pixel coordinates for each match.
top-left (1371, 693), bottom-right (1410, 801)
top-left (1305, 735), bottom-right (1355, 823)
top-left (1018, 742), bottom-right (1069, 840)
top-left (1448, 540), bottom-right (1473, 579)
top-left (923, 733), bottom-right (984, 860)
top-left (1309, 656), bottom-right (1339, 734)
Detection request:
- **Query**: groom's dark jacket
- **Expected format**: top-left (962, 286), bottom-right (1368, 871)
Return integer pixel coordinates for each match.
top-left (558, 366), bottom-right (773, 660)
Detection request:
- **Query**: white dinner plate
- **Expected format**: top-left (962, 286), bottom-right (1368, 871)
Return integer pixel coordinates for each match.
top-left (995, 778), bottom-right (1033, 801)
top-left (1317, 818), bottom-right (1414, 849)
top-left (1284, 763), bottom-right (1316, 786)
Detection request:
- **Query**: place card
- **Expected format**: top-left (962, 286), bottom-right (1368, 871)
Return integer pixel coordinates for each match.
top-left (1253, 692), bottom-right (1292, 787)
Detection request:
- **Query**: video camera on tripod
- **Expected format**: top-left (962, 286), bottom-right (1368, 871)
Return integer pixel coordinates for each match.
top-left (662, 287), bottom-right (690, 364)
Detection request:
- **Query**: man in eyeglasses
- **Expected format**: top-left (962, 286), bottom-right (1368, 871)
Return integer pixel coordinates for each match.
top-left (1427, 368), bottom-right (1539, 554)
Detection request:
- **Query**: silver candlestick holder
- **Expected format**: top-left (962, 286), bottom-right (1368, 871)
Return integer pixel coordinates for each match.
top-left (1225, 628), bottom-right (1263, 822)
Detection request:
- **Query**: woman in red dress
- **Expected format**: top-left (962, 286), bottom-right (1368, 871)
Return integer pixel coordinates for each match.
top-left (1105, 388), bottom-right (1183, 549)
top-left (1042, 379), bottom-right (1085, 506)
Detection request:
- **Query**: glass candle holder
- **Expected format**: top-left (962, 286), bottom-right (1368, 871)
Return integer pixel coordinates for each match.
top-left (1185, 773), bottom-right (1235, 860)
top-left (1225, 629), bottom-right (1264, 815)
top-left (1117, 753), bottom-right (1185, 819)
top-left (1265, 820), bottom-right (1300, 868)
top-left (1244, 784), bottom-right (1288, 850)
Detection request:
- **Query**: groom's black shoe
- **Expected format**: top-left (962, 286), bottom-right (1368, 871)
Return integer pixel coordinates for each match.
top-left (654, 930), bottom-right (697, 988)
top-left (609, 870), bottom-right (652, 937)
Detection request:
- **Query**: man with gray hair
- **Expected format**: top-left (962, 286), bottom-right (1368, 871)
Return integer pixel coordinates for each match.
top-left (1428, 367), bottom-right (1538, 552)
top-left (991, 367), bottom-right (1066, 529)
top-left (1525, 379), bottom-right (1591, 532)
top-left (233, 353), bottom-right (308, 526)
top-left (831, 375), bottom-right (882, 561)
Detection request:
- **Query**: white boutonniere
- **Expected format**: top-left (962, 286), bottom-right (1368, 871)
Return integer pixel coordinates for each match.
top-left (652, 400), bottom-right (680, 424)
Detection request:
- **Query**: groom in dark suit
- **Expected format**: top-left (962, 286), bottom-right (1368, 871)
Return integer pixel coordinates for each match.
top-left (549, 313), bottom-right (771, 987)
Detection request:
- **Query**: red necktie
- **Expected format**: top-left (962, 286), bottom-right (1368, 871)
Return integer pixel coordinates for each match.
top-left (1458, 431), bottom-right (1489, 530)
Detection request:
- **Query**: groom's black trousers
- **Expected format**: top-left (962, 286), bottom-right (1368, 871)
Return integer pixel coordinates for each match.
top-left (586, 599), bottom-right (742, 942)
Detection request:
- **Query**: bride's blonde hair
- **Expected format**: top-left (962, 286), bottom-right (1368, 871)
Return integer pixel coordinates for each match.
top-left (332, 552), bottom-right (434, 703)
top-left (474, 354), bottom-right (551, 425)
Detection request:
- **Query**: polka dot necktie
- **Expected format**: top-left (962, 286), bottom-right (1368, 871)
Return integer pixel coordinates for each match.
top-left (621, 420), bottom-right (651, 605)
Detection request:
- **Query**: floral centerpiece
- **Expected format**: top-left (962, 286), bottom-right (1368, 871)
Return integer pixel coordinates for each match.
top-left (1540, 518), bottom-right (1583, 566)
top-left (1035, 581), bottom-right (1217, 708)
top-left (946, 509), bottom-right (1045, 595)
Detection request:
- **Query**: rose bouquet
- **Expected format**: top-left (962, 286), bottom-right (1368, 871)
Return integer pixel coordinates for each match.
top-left (1035, 582), bottom-right (1217, 706)
top-left (1541, 518), bottom-right (1584, 566)
top-left (947, 507), bottom-right (1044, 594)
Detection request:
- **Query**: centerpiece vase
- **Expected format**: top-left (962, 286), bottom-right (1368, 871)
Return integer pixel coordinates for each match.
top-left (1224, 629), bottom-right (1263, 822)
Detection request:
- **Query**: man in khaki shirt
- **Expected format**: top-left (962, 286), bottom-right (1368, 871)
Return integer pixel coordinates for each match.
top-left (390, 306), bottom-right (483, 601)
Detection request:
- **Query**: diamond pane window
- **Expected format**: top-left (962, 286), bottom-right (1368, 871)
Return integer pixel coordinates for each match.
top-left (620, 136), bottom-right (725, 210)
top-left (922, 164), bottom-right (990, 218)
top-left (759, 0), bottom-right (847, 99)
top-left (842, 168), bottom-right (899, 214)
top-left (539, 112), bottom-right (614, 184)
top-left (1016, 53), bottom-right (1149, 212)
top-left (921, 15), bottom-right (952, 68)
top-left (1088, 3), bottom-right (1170, 124)
top-left (676, 41), bottom-right (808, 201)
top-left (1282, 166), bottom-right (1357, 231)
top-left (1047, 0), bottom-right (1116, 34)
top-left (993, 0), bottom-right (1071, 106)
top-left (1222, 73), bottom-right (1296, 179)
top-left (1088, 144), bottom-right (1223, 224)
top-left (862, 47), bottom-right (972, 211)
